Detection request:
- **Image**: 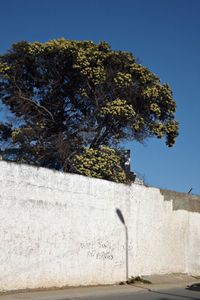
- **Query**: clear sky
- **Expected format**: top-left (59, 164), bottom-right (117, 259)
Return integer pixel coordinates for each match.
top-left (0, 0), bottom-right (200, 194)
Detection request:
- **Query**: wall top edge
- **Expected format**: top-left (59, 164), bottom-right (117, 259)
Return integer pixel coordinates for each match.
top-left (1, 161), bottom-right (200, 201)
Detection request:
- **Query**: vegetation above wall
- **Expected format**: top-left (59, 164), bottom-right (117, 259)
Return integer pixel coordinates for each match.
top-left (0, 39), bottom-right (178, 182)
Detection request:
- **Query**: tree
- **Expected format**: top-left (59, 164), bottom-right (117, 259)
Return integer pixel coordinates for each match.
top-left (0, 39), bottom-right (178, 182)
top-left (74, 146), bottom-right (126, 183)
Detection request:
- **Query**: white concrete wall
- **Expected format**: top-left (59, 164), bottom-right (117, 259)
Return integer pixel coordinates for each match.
top-left (0, 161), bottom-right (199, 291)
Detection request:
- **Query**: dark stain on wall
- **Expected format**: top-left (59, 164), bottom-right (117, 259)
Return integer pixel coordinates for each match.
top-left (160, 189), bottom-right (200, 213)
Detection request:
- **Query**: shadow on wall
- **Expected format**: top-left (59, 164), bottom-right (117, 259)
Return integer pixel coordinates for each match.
top-left (116, 208), bottom-right (128, 282)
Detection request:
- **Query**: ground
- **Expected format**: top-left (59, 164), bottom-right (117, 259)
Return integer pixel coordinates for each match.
top-left (0, 274), bottom-right (200, 300)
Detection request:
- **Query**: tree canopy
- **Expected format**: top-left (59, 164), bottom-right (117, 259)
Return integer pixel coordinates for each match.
top-left (0, 39), bottom-right (178, 182)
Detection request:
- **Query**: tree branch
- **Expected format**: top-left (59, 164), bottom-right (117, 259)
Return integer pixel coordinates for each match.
top-left (13, 77), bottom-right (56, 123)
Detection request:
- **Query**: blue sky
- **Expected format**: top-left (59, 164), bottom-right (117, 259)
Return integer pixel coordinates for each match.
top-left (0, 0), bottom-right (200, 194)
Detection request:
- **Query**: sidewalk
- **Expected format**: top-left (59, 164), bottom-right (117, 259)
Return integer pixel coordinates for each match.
top-left (0, 274), bottom-right (199, 300)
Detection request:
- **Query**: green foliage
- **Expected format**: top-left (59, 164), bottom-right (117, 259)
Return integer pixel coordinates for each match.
top-left (74, 146), bottom-right (126, 183)
top-left (101, 99), bottom-right (135, 118)
top-left (126, 276), bottom-right (152, 285)
top-left (0, 38), bottom-right (179, 182)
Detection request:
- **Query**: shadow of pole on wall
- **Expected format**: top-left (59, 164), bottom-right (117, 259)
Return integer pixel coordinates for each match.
top-left (116, 208), bottom-right (128, 282)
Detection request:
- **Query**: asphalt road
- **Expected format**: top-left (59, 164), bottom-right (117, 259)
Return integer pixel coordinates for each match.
top-left (1, 285), bottom-right (200, 300)
top-left (82, 288), bottom-right (200, 300)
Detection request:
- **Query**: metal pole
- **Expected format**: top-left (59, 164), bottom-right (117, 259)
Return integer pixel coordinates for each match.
top-left (125, 225), bottom-right (128, 282)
